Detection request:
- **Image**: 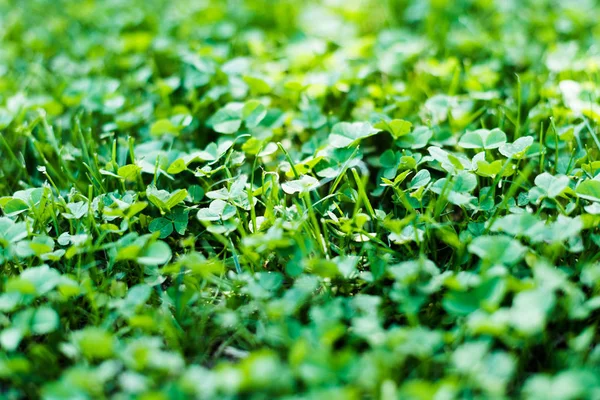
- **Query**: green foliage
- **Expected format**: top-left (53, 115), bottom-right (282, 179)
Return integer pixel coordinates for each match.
top-left (1, 0), bottom-right (600, 399)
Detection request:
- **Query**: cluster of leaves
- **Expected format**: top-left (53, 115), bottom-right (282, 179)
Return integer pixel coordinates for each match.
top-left (2, 0), bottom-right (600, 398)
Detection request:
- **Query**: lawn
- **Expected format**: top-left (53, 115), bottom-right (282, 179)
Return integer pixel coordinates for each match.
top-left (1, 0), bottom-right (600, 398)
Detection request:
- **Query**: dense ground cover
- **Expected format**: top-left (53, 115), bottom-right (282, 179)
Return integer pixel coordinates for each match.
top-left (2, 0), bottom-right (600, 398)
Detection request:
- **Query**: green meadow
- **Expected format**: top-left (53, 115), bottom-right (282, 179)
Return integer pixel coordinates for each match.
top-left (1, 0), bottom-right (600, 398)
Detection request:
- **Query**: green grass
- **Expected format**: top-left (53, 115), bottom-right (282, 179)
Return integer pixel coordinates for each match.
top-left (2, 0), bottom-right (600, 398)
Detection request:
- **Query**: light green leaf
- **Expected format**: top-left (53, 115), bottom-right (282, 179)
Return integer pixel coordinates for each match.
top-left (534, 173), bottom-right (570, 199)
top-left (167, 158), bottom-right (187, 174)
top-left (31, 306), bottom-right (59, 335)
top-left (459, 128), bottom-right (507, 149)
top-left (2, 198), bottom-right (29, 216)
top-left (0, 218), bottom-right (28, 243)
top-left (576, 179), bottom-right (600, 202)
top-left (74, 328), bottom-right (114, 360)
top-left (197, 199), bottom-right (237, 222)
top-left (475, 159), bottom-right (511, 178)
top-left (397, 126), bottom-right (432, 149)
top-left (489, 213), bottom-right (545, 238)
top-left (510, 288), bottom-right (555, 335)
top-left (165, 189), bottom-right (188, 210)
top-left (17, 265), bottom-right (62, 295)
top-left (374, 119), bottom-right (412, 139)
top-left (65, 201), bottom-right (88, 220)
top-left (329, 122), bottom-right (380, 148)
top-left (209, 103), bottom-right (243, 134)
top-left (468, 235), bottom-right (526, 265)
top-left (499, 136), bottom-right (534, 158)
top-left (243, 100), bottom-right (267, 129)
top-left (281, 175), bottom-right (320, 194)
top-left (0, 327), bottom-right (23, 351)
top-left (150, 119), bottom-right (178, 136)
top-left (137, 240), bottom-right (172, 266)
top-left (409, 170), bottom-right (431, 189)
top-left (146, 186), bottom-right (187, 212)
top-left (243, 75), bottom-right (272, 94)
top-left (117, 164), bottom-right (142, 181)
top-left (122, 284), bottom-right (152, 311)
